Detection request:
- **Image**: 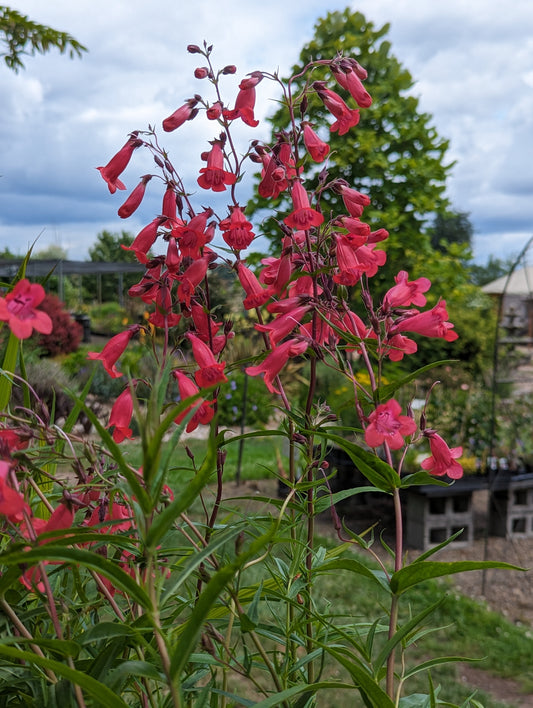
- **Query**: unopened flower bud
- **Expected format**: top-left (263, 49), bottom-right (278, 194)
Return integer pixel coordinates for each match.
top-left (187, 44), bottom-right (202, 54)
top-left (194, 67), bottom-right (209, 79)
top-left (222, 64), bottom-right (237, 75)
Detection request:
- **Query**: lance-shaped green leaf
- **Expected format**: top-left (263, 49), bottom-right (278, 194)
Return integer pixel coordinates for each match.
top-left (314, 557), bottom-right (391, 593)
top-left (390, 560), bottom-right (525, 595)
top-left (169, 524), bottom-right (276, 681)
top-left (312, 430), bottom-right (399, 492)
top-left (324, 646), bottom-right (395, 707)
top-left (145, 427), bottom-right (217, 550)
top-left (373, 598), bottom-right (444, 672)
top-left (0, 546), bottom-right (152, 609)
top-left (0, 645), bottom-right (128, 707)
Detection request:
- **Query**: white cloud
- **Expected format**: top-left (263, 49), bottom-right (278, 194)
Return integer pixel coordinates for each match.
top-left (1, 0), bottom-right (532, 263)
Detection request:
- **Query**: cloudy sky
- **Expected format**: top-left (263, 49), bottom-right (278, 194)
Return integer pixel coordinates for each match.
top-left (1, 0), bottom-right (532, 264)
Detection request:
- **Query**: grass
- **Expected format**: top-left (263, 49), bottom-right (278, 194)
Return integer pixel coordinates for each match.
top-left (116, 430), bottom-right (287, 484)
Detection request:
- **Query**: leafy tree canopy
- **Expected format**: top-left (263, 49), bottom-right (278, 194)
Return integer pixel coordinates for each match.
top-left (88, 230), bottom-right (135, 263)
top-left (429, 211), bottom-right (474, 252)
top-left (249, 10), bottom-right (452, 258)
top-left (0, 5), bottom-right (86, 72)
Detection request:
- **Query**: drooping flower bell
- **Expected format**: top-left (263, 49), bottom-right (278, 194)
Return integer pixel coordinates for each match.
top-left (97, 136), bottom-right (142, 193)
top-left (162, 98), bottom-right (198, 132)
top-left (219, 206), bottom-right (255, 251)
top-left (87, 326), bottom-right (140, 378)
top-left (197, 141), bottom-right (237, 192)
top-left (421, 432), bottom-right (463, 479)
top-left (284, 181), bottom-right (324, 231)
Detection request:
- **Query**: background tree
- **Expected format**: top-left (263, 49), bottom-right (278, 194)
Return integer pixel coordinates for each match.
top-left (248, 8), bottom-right (496, 374)
top-left (248, 9), bottom-right (453, 288)
top-left (469, 255), bottom-right (515, 287)
top-left (88, 230), bottom-right (140, 304)
top-left (0, 5), bottom-right (86, 72)
top-left (429, 211), bottom-right (474, 252)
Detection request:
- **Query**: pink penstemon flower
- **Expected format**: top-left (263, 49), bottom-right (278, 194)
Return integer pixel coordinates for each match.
top-left (162, 98), bottom-right (199, 132)
top-left (364, 399), bottom-right (417, 451)
top-left (107, 387), bottom-right (135, 443)
top-left (97, 136), bottom-right (142, 193)
top-left (245, 338), bottom-right (308, 395)
top-left (0, 279), bottom-right (53, 340)
top-left (219, 206), bottom-right (255, 251)
top-left (118, 175), bottom-right (152, 218)
top-left (421, 432), bottom-right (463, 479)
top-left (383, 270), bottom-right (432, 312)
top-left (87, 326), bottom-right (140, 378)
top-left (187, 333), bottom-right (228, 389)
top-left (173, 370), bottom-right (215, 433)
top-left (197, 140), bottom-right (237, 192)
top-left (284, 181), bottom-right (324, 231)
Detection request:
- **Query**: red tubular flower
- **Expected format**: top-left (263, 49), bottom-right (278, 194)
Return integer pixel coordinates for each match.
top-left (177, 256), bottom-right (209, 308)
top-left (336, 183), bottom-right (371, 217)
top-left (20, 502), bottom-right (74, 592)
top-left (258, 153), bottom-right (288, 199)
top-left (118, 175), bottom-right (152, 218)
top-left (223, 74), bottom-right (261, 126)
top-left (162, 98), bottom-right (198, 132)
top-left (331, 63), bottom-right (372, 108)
top-left (284, 181), bottom-right (324, 231)
top-left (353, 243), bottom-right (387, 277)
top-left (237, 262), bottom-right (272, 309)
top-left (191, 304), bottom-right (226, 355)
top-left (333, 234), bottom-right (369, 286)
top-left (188, 333), bottom-right (228, 389)
top-left (107, 387), bottom-right (134, 443)
top-left (0, 461), bottom-right (29, 522)
top-left (148, 274), bottom-right (181, 328)
top-left (174, 210), bottom-right (211, 259)
top-left (206, 101), bottom-right (223, 120)
top-left (197, 141), bottom-right (237, 192)
top-left (122, 217), bottom-right (165, 263)
top-left (219, 206), bottom-right (255, 250)
top-left (314, 83), bottom-right (360, 135)
top-left (303, 124), bottom-right (330, 163)
top-left (421, 432), bottom-right (463, 479)
top-left (161, 185), bottom-right (178, 226)
top-left (365, 399), bottom-right (417, 450)
top-left (0, 427), bottom-right (28, 458)
top-left (245, 338), bottom-right (308, 394)
top-left (0, 279), bottom-right (53, 340)
top-left (97, 136), bottom-right (142, 193)
top-left (396, 300), bottom-right (458, 341)
top-left (383, 270), bottom-right (432, 311)
top-left (87, 326), bottom-right (140, 378)
top-left (382, 333), bottom-right (418, 362)
top-left (255, 305), bottom-right (311, 347)
top-left (173, 370), bottom-right (215, 433)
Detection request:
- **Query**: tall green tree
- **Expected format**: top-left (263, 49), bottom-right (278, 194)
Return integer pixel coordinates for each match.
top-left (248, 9), bottom-right (452, 288)
top-left (429, 211), bottom-right (474, 252)
top-left (0, 5), bottom-right (86, 72)
top-left (88, 230), bottom-right (140, 303)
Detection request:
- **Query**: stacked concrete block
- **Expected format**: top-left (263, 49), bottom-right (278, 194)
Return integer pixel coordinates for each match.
top-left (406, 488), bottom-right (474, 551)
top-left (490, 475), bottom-right (533, 538)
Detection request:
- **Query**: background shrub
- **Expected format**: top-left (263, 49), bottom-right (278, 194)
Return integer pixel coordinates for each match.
top-left (36, 294), bottom-right (83, 357)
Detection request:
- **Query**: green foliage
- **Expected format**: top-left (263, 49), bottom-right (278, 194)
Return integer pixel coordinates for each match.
top-left (247, 9), bottom-right (450, 284)
top-left (429, 211), bottom-right (474, 252)
top-left (0, 5), bottom-right (87, 72)
top-left (216, 368), bottom-right (274, 427)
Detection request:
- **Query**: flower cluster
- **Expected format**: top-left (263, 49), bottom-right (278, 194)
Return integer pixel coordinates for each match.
top-left (88, 44), bottom-right (462, 478)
